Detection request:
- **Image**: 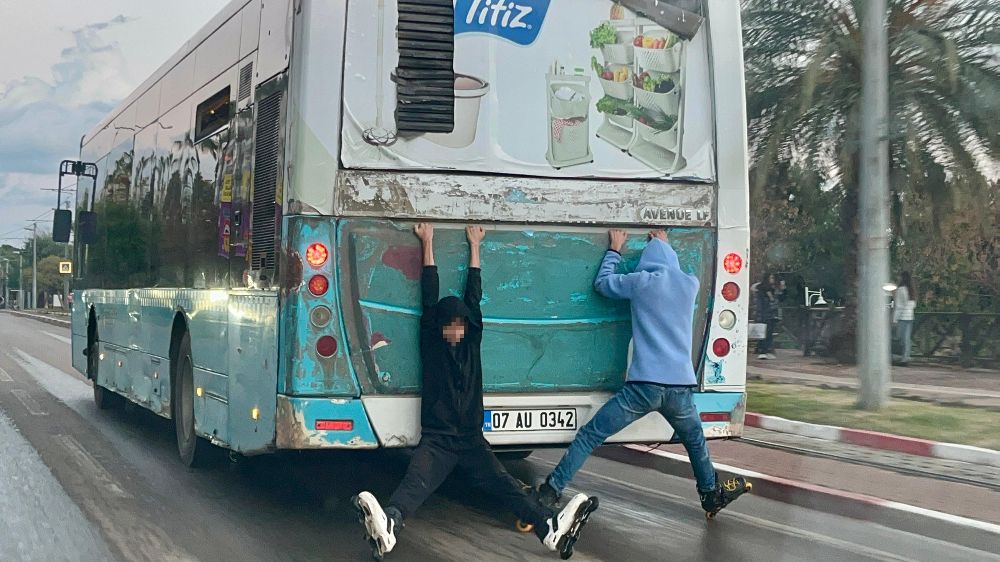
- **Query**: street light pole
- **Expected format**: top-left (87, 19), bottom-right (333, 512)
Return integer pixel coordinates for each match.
top-left (24, 223), bottom-right (38, 309)
top-left (857, 0), bottom-right (892, 410)
top-left (15, 251), bottom-right (24, 310)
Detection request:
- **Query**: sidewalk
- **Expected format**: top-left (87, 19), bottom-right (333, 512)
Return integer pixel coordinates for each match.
top-left (748, 349), bottom-right (1000, 410)
top-left (0, 310), bottom-right (71, 328)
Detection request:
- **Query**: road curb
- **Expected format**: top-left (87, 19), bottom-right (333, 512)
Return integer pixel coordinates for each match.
top-left (1, 310), bottom-right (72, 328)
top-left (596, 444), bottom-right (1000, 553)
top-left (745, 412), bottom-right (1000, 468)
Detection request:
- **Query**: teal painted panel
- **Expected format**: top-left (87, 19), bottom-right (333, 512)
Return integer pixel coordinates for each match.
top-left (276, 395), bottom-right (378, 449)
top-left (692, 392), bottom-right (743, 413)
top-left (338, 220), bottom-right (714, 395)
top-left (193, 367), bottom-right (230, 445)
top-left (278, 217), bottom-right (358, 397)
top-left (228, 293), bottom-right (279, 453)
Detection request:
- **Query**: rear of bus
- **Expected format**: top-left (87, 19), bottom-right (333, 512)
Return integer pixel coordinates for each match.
top-left (276, 0), bottom-right (749, 451)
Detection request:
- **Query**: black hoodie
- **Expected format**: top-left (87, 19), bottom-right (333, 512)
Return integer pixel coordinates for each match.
top-left (419, 265), bottom-right (484, 437)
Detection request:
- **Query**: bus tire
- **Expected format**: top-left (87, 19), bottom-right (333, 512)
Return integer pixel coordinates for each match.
top-left (173, 332), bottom-right (208, 468)
top-left (88, 321), bottom-right (120, 410)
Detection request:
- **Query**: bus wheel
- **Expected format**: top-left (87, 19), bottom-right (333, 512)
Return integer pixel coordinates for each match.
top-left (173, 332), bottom-right (208, 468)
top-left (89, 324), bottom-right (120, 410)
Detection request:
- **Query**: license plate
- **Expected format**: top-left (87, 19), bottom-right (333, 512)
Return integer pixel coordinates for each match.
top-left (483, 409), bottom-right (577, 432)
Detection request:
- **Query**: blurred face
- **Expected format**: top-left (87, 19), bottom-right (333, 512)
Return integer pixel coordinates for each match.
top-left (443, 317), bottom-right (467, 345)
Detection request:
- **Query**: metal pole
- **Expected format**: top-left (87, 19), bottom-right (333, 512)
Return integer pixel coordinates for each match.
top-left (32, 222), bottom-right (38, 309)
top-left (18, 253), bottom-right (24, 310)
top-left (857, 0), bottom-right (891, 410)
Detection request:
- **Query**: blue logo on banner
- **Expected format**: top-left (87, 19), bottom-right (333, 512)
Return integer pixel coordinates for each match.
top-left (454, 0), bottom-right (551, 46)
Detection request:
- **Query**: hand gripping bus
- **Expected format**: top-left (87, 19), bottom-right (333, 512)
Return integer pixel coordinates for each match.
top-left (69, 0), bottom-right (750, 467)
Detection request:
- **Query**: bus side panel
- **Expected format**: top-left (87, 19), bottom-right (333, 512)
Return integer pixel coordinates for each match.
top-left (337, 219), bottom-right (715, 396)
top-left (228, 293), bottom-right (279, 453)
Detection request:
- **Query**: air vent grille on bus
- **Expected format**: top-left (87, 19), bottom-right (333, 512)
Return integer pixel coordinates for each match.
top-left (238, 63), bottom-right (253, 101)
top-left (394, 0), bottom-right (455, 134)
top-left (250, 90), bottom-right (282, 272)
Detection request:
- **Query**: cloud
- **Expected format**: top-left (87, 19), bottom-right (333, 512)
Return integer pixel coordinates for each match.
top-left (0, 15), bottom-right (134, 176)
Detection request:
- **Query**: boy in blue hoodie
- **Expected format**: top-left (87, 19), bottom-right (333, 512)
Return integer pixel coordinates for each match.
top-left (537, 229), bottom-right (750, 518)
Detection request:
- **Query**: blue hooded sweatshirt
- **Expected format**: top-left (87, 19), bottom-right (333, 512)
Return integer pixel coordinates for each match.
top-left (594, 238), bottom-right (699, 386)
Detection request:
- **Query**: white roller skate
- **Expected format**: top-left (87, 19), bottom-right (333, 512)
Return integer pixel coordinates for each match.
top-left (542, 493), bottom-right (599, 559)
top-left (352, 492), bottom-right (398, 560)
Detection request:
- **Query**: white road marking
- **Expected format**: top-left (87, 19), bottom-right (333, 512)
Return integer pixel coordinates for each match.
top-left (11, 388), bottom-right (47, 415)
top-left (54, 434), bottom-right (132, 499)
top-left (627, 444), bottom-right (1000, 536)
top-left (42, 331), bottom-right (73, 345)
top-left (532, 456), bottom-right (983, 562)
top-left (0, 366), bottom-right (12, 382)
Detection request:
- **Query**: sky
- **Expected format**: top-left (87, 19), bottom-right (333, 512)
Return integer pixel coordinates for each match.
top-left (0, 0), bottom-right (230, 247)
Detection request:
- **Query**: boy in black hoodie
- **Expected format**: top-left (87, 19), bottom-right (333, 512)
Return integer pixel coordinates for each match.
top-left (353, 224), bottom-right (598, 560)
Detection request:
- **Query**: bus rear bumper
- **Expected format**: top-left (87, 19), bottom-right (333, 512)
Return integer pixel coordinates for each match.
top-left (361, 391), bottom-right (746, 449)
top-left (275, 395), bottom-right (380, 449)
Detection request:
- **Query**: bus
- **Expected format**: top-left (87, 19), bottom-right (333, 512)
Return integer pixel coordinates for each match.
top-left (69, 0), bottom-right (750, 467)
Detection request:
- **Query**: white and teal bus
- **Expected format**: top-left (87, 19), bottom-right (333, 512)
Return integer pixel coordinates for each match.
top-left (70, 0), bottom-right (750, 466)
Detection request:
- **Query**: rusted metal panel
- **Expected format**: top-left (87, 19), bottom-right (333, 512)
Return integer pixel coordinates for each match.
top-left (336, 170), bottom-right (715, 227)
top-left (274, 395), bottom-right (378, 449)
top-left (338, 220), bottom-right (715, 396)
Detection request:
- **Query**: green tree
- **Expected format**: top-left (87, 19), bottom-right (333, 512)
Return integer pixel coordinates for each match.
top-left (743, 0), bottom-right (999, 360)
top-left (22, 255), bottom-right (64, 295)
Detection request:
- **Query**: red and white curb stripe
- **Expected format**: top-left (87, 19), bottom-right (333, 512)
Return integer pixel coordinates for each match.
top-left (623, 444), bottom-right (1000, 536)
top-left (745, 412), bottom-right (1000, 468)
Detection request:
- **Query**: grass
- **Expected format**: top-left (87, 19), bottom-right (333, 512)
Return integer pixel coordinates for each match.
top-left (746, 381), bottom-right (1000, 450)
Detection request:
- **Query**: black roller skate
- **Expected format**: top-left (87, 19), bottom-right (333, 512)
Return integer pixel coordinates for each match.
top-left (352, 492), bottom-right (402, 560)
top-left (700, 473), bottom-right (752, 520)
top-left (542, 493), bottom-right (599, 559)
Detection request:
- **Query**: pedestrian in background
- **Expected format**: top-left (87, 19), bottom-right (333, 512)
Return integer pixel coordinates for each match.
top-left (893, 271), bottom-right (917, 366)
top-left (755, 273), bottom-right (785, 359)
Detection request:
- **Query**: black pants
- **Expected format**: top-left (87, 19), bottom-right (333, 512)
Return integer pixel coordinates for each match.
top-left (760, 319), bottom-right (778, 354)
top-left (388, 434), bottom-right (552, 534)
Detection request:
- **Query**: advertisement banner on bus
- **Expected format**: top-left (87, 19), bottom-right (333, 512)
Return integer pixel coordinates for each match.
top-left (341, 0), bottom-right (716, 181)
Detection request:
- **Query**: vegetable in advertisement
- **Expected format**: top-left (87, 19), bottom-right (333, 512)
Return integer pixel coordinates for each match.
top-left (589, 22), bottom-right (618, 48)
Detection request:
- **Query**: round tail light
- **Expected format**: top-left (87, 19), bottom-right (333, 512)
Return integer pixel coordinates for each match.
top-left (712, 338), bottom-right (731, 357)
top-left (723, 253), bottom-right (743, 274)
top-left (316, 336), bottom-right (338, 357)
top-left (306, 243), bottom-right (329, 267)
top-left (721, 282), bottom-right (740, 301)
top-left (719, 310), bottom-right (737, 330)
top-left (310, 305), bottom-right (332, 328)
top-left (308, 275), bottom-right (329, 296)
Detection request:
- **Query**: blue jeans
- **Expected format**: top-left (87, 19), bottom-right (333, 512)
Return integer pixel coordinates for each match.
top-left (548, 383), bottom-right (717, 494)
top-left (895, 320), bottom-right (913, 363)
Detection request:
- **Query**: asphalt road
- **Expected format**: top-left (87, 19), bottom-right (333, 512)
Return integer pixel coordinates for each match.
top-left (0, 313), bottom-right (997, 562)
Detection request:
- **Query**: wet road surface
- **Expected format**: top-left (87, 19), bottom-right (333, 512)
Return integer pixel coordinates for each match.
top-left (0, 313), bottom-right (997, 561)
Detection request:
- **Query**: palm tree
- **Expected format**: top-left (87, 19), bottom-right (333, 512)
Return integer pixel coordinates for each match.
top-left (742, 0), bottom-right (999, 360)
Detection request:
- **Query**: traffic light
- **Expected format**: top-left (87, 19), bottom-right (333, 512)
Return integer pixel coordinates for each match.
top-left (53, 209), bottom-right (72, 243)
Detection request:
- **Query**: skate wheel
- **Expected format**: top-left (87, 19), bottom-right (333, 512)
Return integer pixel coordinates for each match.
top-left (515, 519), bottom-right (534, 533)
top-left (745, 481), bottom-right (753, 493)
top-left (706, 511), bottom-right (717, 520)
top-left (559, 539), bottom-right (575, 560)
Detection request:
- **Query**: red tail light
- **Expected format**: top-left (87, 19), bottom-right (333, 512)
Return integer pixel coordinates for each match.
top-left (306, 243), bottom-right (329, 267)
top-left (316, 336), bottom-right (338, 357)
top-left (723, 253), bottom-right (743, 274)
top-left (712, 338), bottom-right (731, 357)
top-left (308, 275), bottom-right (329, 296)
top-left (700, 412), bottom-right (731, 422)
top-left (721, 282), bottom-right (740, 301)
top-left (316, 420), bottom-right (353, 431)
